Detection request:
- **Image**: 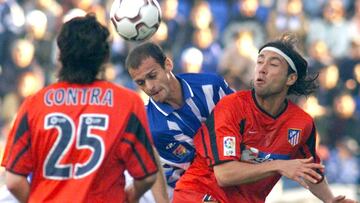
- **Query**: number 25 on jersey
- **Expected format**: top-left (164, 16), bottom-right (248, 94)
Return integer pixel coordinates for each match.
top-left (44, 113), bottom-right (108, 180)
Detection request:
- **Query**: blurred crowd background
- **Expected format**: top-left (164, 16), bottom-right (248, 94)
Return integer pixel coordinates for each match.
top-left (0, 0), bottom-right (359, 198)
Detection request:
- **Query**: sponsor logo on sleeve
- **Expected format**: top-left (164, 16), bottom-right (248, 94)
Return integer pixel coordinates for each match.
top-left (288, 129), bottom-right (301, 146)
top-left (240, 145), bottom-right (290, 163)
top-left (223, 136), bottom-right (236, 156)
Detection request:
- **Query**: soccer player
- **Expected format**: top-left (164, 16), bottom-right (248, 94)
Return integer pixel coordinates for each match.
top-left (126, 42), bottom-right (234, 199)
top-left (1, 14), bottom-right (160, 203)
top-left (173, 34), bottom-right (358, 203)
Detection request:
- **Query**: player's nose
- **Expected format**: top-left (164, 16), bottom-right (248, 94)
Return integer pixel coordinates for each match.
top-left (145, 80), bottom-right (156, 92)
top-left (257, 63), bottom-right (268, 75)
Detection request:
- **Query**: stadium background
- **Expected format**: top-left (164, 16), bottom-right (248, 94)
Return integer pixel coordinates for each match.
top-left (0, 0), bottom-right (359, 201)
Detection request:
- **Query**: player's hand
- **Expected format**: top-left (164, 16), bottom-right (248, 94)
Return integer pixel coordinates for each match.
top-left (125, 185), bottom-right (139, 203)
top-left (329, 195), bottom-right (359, 203)
top-left (277, 157), bottom-right (324, 189)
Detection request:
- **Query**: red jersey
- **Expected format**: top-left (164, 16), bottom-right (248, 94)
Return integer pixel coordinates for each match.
top-left (175, 90), bottom-right (322, 203)
top-left (1, 81), bottom-right (158, 203)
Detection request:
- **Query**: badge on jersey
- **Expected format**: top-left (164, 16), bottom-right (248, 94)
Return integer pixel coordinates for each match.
top-left (172, 144), bottom-right (189, 158)
top-left (288, 129), bottom-right (301, 146)
top-left (223, 136), bottom-right (236, 156)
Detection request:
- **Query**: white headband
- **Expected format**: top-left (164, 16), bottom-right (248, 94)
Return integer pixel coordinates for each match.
top-left (260, 46), bottom-right (297, 74)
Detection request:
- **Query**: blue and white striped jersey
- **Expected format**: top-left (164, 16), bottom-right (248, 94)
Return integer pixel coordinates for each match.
top-left (146, 73), bottom-right (234, 187)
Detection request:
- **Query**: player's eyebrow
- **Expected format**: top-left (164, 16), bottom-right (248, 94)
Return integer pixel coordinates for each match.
top-left (134, 69), bottom-right (157, 83)
top-left (269, 56), bottom-right (283, 63)
top-left (258, 53), bottom-right (284, 64)
top-left (257, 54), bottom-right (265, 60)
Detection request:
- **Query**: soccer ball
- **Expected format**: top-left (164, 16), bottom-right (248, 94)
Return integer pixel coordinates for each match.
top-left (110, 0), bottom-right (161, 41)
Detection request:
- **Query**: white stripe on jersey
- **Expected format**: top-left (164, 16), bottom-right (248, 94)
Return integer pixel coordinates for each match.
top-left (168, 118), bottom-right (194, 145)
top-left (174, 133), bottom-right (194, 146)
top-left (202, 85), bottom-right (215, 114)
top-left (219, 87), bottom-right (226, 100)
top-left (150, 99), bottom-right (169, 116)
top-left (167, 120), bottom-right (181, 131)
top-left (186, 98), bottom-right (206, 123)
top-left (183, 80), bottom-right (194, 97)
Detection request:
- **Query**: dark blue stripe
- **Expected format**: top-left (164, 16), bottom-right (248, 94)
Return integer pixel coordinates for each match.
top-left (122, 138), bottom-right (149, 175)
top-left (125, 113), bottom-right (156, 166)
top-left (10, 138), bottom-right (30, 171)
top-left (205, 112), bottom-right (220, 165)
top-left (13, 113), bottom-right (29, 144)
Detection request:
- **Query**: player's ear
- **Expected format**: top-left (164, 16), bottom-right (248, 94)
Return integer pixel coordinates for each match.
top-left (286, 73), bottom-right (297, 86)
top-left (164, 57), bottom-right (173, 72)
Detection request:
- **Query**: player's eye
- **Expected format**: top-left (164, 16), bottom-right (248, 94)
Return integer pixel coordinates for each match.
top-left (136, 80), bottom-right (145, 86)
top-left (148, 73), bottom-right (156, 79)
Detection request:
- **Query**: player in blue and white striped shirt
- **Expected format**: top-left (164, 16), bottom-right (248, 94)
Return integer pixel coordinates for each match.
top-left (126, 42), bottom-right (234, 201)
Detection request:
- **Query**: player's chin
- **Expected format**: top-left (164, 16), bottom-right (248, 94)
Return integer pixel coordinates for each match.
top-left (253, 88), bottom-right (270, 98)
top-left (151, 94), bottom-right (164, 103)
top-left (254, 86), bottom-right (264, 93)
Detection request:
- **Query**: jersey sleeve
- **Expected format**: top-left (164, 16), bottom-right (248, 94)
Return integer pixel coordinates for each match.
top-left (194, 96), bottom-right (242, 167)
top-left (1, 97), bottom-right (33, 176)
top-left (215, 74), bottom-right (235, 96)
top-left (119, 96), bottom-right (158, 180)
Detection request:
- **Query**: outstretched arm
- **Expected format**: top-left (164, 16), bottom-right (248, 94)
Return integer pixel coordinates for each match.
top-left (213, 157), bottom-right (323, 188)
top-left (307, 178), bottom-right (358, 203)
top-left (5, 171), bottom-right (30, 203)
top-left (150, 147), bottom-right (170, 203)
top-left (125, 173), bottom-right (157, 203)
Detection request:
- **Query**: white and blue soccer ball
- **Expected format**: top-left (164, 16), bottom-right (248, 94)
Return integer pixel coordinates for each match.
top-left (110, 0), bottom-right (161, 41)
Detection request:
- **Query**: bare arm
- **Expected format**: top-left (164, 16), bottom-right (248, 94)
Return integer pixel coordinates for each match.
top-left (213, 160), bottom-right (278, 187)
top-left (125, 173), bottom-right (157, 203)
top-left (213, 157), bottom-right (324, 188)
top-left (307, 178), bottom-right (358, 203)
top-left (150, 147), bottom-right (170, 203)
top-left (5, 171), bottom-right (30, 203)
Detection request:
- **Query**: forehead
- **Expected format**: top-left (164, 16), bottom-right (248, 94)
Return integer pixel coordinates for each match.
top-left (129, 57), bottom-right (162, 79)
top-left (258, 50), bottom-right (286, 63)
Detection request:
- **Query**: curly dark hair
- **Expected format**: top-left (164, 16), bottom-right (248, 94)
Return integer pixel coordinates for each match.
top-left (57, 13), bottom-right (110, 84)
top-left (259, 33), bottom-right (319, 96)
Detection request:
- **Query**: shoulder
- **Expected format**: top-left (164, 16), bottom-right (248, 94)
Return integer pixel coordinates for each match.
top-left (145, 101), bottom-right (164, 118)
top-left (287, 100), bottom-right (314, 123)
top-left (177, 73), bottom-right (226, 85)
top-left (144, 103), bottom-right (167, 130)
top-left (216, 90), bottom-right (247, 107)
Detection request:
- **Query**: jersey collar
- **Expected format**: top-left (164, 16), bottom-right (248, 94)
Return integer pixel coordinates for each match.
top-left (251, 89), bottom-right (288, 119)
top-left (149, 76), bottom-right (194, 116)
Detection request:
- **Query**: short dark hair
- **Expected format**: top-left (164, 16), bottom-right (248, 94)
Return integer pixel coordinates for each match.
top-left (57, 13), bottom-right (110, 84)
top-left (259, 33), bottom-right (318, 96)
top-left (125, 42), bottom-right (166, 70)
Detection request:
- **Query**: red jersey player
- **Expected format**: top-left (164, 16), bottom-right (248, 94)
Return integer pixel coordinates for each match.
top-left (1, 14), bottom-right (162, 203)
top-left (173, 34), bottom-right (358, 203)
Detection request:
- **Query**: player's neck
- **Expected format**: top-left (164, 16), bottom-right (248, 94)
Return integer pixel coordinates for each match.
top-left (255, 92), bottom-right (287, 117)
top-left (166, 75), bottom-right (183, 109)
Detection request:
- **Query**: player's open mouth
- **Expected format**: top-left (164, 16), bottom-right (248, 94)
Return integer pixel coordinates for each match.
top-left (255, 78), bottom-right (265, 84)
top-left (151, 90), bottom-right (161, 96)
